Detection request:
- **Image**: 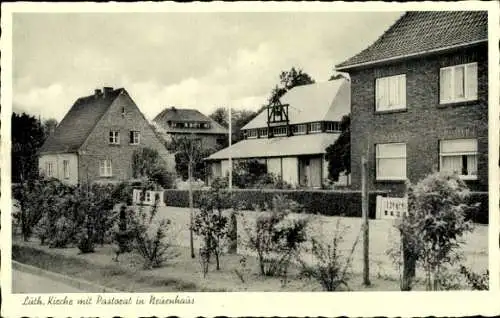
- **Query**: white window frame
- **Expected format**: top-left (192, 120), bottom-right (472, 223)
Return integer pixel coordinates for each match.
top-left (375, 74), bottom-right (406, 111)
top-left (259, 128), bottom-right (268, 137)
top-left (109, 131), bottom-right (120, 144)
top-left (440, 62), bottom-right (478, 104)
top-left (273, 126), bottom-right (288, 137)
top-left (99, 159), bottom-right (113, 177)
top-left (45, 162), bottom-right (54, 177)
top-left (308, 122), bottom-right (322, 133)
top-left (293, 124), bottom-right (307, 135)
top-left (439, 138), bottom-right (478, 180)
top-left (63, 160), bottom-right (70, 179)
top-left (376, 143), bottom-right (407, 181)
top-left (247, 129), bottom-right (258, 139)
top-left (130, 131), bottom-right (140, 145)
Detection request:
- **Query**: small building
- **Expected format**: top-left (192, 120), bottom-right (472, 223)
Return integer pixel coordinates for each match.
top-left (152, 107), bottom-right (229, 150)
top-left (206, 79), bottom-right (350, 188)
top-left (336, 11), bottom-right (488, 193)
top-left (38, 87), bottom-right (174, 185)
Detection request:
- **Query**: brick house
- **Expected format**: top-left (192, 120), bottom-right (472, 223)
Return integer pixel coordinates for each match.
top-left (206, 79), bottom-right (350, 188)
top-left (336, 11), bottom-right (488, 193)
top-left (38, 87), bottom-right (174, 185)
top-left (152, 107), bottom-right (229, 150)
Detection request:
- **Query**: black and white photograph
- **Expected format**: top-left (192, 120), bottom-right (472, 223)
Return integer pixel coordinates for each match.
top-left (1, 2), bottom-right (499, 317)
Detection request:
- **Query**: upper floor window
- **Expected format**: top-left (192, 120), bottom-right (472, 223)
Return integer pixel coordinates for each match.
top-left (376, 143), bottom-right (406, 181)
top-left (247, 129), bottom-right (258, 139)
top-left (63, 160), bottom-right (70, 179)
top-left (273, 126), bottom-right (288, 137)
top-left (308, 122), bottom-right (322, 133)
top-left (293, 124), bottom-right (307, 135)
top-left (130, 131), bottom-right (140, 145)
top-left (325, 122), bottom-right (341, 132)
top-left (439, 138), bottom-right (478, 180)
top-left (375, 74), bottom-right (406, 111)
top-left (109, 131), bottom-right (120, 144)
top-left (440, 62), bottom-right (478, 104)
top-left (99, 159), bottom-right (112, 177)
top-left (259, 128), bottom-right (268, 137)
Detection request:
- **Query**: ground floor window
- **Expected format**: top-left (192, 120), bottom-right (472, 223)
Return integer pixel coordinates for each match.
top-left (63, 160), bottom-right (70, 179)
top-left (376, 143), bottom-right (406, 180)
top-left (45, 162), bottom-right (54, 177)
top-left (99, 159), bottom-right (113, 177)
top-left (439, 138), bottom-right (478, 180)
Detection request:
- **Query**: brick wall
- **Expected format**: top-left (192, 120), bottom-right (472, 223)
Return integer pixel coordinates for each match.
top-left (79, 91), bottom-right (173, 184)
top-left (349, 44), bottom-right (488, 193)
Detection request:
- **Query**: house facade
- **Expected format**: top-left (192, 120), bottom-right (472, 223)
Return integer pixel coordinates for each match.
top-left (152, 107), bottom-right (229, 150)
top-left (206, 79), bottom-right (351, 188)
top-left (39, 87), bottom-right (174, 185)
top-left (336, 11), bottom-right (488, 193)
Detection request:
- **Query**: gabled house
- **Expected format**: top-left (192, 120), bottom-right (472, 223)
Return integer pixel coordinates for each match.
top-left (38, 87), bottom-right (174, 185)
top-left (336, 11), bottom-right (488, 193)
top-left (206, 79), bottom-right (351, 188)
top-left (152, 107), bottom-right (229, 150)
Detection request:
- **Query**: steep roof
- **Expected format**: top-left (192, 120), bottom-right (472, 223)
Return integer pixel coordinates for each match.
top-left (206, 133), bottom-right (339, 160)
top-left (153, 107), bottom-right (228, 135)
top-left (39, 88), bottom-right (125, 154)
top-left (336, 11), bottom-right (488, 70)
top-left (242, 79), bottom-right (350, 130)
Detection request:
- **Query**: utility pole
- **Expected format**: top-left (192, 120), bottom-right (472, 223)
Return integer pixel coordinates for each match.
top-left (361, 147), bottom-right (371, 286)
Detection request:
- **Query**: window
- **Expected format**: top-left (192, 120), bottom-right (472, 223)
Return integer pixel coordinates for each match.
top-left (121, 107), bottom-right (126, 117)
top-left (293, 124), bottom-right (307, 135)
top-left (439, 139), bottom-right (478, 180)
top-left (376, 143), bottom-right (407, 180)
top-left (45, 162), bottom-right (54, 177)
top-left (440, 62), bottom-right (478, 104)
top-left (130, 131), bottom-right (140, 144)
top-left (325, 122), bottom-right (340, 132)
top-left (247, 129), bottom-right (258, 139)
top-left (259, 128), bottom-right (268, 137)
top-left (273, 126), bottom-right (288, 137)
top-left (308, 122), bottom-right (322, 133)
top-left (99, 159), bottom-right (112, 177)
top-left (375, 74), bottom-right (406, 111)
top-left (109, 131), bottom-right (120, 144)
top-left (63, 160), bottom-right (70, 179)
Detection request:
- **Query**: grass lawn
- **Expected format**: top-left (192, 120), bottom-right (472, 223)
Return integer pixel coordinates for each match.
top-left (13, 238), bottom-right (426, 292)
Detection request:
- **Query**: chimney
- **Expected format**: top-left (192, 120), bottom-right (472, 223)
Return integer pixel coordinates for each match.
top-left (103, 86), bottom-right (113, 97)
top-left (94, 89), bottom-right (102, 98)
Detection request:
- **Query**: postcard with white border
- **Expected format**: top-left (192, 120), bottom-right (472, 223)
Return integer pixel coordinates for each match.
top-left (1, 1), bottom-right (500, 317)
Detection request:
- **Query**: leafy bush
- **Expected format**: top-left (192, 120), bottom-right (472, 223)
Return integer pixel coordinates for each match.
top-left (192, 179), bottom-right (230, 271)
top-left (50, 216), bottom-right (75, 248)
top-left (394, 172), bottom-right (476, 291)
top-left (244, 195), bottom-right (309, 283)
top-left (300, 219), bottom-right (360, 291)
top-left (130, 199), bottom-right (177, 269)
top-left (459, 266), bottom-right (488, 290)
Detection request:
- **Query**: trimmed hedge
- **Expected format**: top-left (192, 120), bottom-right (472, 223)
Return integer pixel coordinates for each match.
top-left (164, 189), bottom-right (388, 219)
top-left (163, 189), bottom-right (489, 224)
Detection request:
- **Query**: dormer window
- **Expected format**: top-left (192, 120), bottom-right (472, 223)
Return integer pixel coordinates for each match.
top-left (247, 129), bottom-right (258, 139)
top-left (325, 122), bottom-right (341, 132)
top-left (259, 128), bottom-right (268, 137)
top-left (293, 124), bottom-right (307, 135)
top-left (308, 122), bottom-right (322, 133)
top-left (267, 100), bottom-right (290, 125)
top-left (273, 126), bottom-right (288, 137)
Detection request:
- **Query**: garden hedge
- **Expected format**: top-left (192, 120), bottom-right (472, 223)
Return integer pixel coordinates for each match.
top-left (164, 189), bottom-right (388, 219)
top-left (163, 189), bottom-right (489, 224)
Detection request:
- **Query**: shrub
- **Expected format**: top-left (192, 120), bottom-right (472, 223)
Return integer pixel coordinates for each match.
top-left (459, 266), bottom-right (489, 290)
top-left (192, 180), bottom-right (230, 271)
top-left (300, 218), bottom-right (360, 291)
top-left (244, 195), bottom-right (309, 283)
top-left (50, 216), bottom-right (75, 248)
top-left (396, 172), bottom-right (476, 291)
top-left (131, 199), bottom-right (177, 269)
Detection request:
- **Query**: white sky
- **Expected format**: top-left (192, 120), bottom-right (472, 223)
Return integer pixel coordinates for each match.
top-left (12, 12), bottom-right (403, 121)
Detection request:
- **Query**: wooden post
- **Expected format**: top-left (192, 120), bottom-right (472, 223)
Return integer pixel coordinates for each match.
top-left (361, 155), bottom-right (371, 286)
top-left (227, 105), bottom-right (237, 254)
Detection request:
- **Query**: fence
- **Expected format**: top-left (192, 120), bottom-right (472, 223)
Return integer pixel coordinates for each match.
top-left (132, 189), bottom-right (166, 207)
top-left (375, 195), bottom-right (408, 219)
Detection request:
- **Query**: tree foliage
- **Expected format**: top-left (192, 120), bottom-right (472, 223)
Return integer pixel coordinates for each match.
top-left (209, 107), bottom-right (229, 129)
top-left (325, 115), bottom-right (351, 182)
top-left (170, 135), bottom-right (214, 181)
top-left (12, 112), bottom-right (46, 182)
top-left (132, 147), bottom-right (174, 188)
top-left (269, 67), bottom-right (315, 103)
